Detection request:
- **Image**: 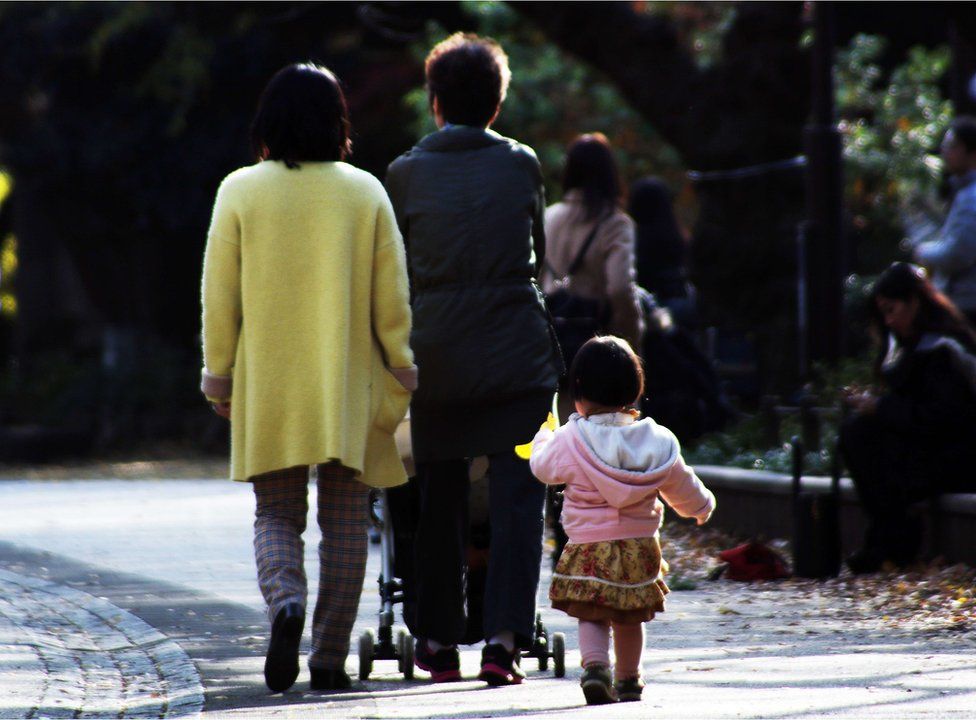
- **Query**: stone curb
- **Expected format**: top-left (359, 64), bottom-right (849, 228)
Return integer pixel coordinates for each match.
top-left (0, 568), bottom-right (204, 719)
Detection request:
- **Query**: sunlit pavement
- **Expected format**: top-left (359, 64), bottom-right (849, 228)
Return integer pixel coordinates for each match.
top-left (0, 479), bottom-right (974, 718)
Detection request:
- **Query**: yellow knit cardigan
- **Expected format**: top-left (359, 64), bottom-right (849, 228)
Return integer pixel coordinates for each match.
top-left (200, 160), bottom-right (415, 485)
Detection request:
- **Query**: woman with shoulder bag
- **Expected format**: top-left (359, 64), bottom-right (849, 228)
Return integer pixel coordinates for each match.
top-left (543, 133), bottom-right (644, 372)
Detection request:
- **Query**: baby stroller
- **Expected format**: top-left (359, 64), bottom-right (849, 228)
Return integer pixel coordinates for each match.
top-left (356, 487), bottom-right (416, 681)
top-left (357, 455), bottom-right (566, 680)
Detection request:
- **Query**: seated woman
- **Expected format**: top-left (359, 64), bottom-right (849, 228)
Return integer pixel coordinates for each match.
top-left (840, 261), bottom-right (976, 573)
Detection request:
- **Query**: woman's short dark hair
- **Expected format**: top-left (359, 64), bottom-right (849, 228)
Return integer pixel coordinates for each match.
top-left (569, 336), bottom-right (645, 407)
top-left (425, 33), bottom-right (510, 127)
top-left (563, 133), bottom-right (623, 221)
top-left (250, 63), bottom-right (352, 168)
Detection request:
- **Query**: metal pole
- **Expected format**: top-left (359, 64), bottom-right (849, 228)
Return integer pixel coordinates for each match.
top-left (804, 1), bottom-right (846, 365)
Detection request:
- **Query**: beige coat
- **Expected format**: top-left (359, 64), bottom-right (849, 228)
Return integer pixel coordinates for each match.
top-left (542, 192), bottom-right (644, 349)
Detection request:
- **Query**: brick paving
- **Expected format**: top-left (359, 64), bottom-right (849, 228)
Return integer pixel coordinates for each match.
top-left (0, 568), bottom-right (203, 718)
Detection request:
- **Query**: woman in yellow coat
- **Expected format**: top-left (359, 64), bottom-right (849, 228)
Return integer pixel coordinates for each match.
top-left (200, 63), bottom-right (415, 695)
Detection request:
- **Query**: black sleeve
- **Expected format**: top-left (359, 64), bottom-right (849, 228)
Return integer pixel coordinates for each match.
top-left (876, 349), bottom-right (976, 437)
top-left (384, 155), bottom-right (411, 242)
top-left (532, 180), bottom-right (547, 278)
top-left (516, 144), bottom-right (546, 278)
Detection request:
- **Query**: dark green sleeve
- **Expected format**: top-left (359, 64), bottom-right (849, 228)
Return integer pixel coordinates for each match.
top-left (384, 155), bottom-right (411, 241)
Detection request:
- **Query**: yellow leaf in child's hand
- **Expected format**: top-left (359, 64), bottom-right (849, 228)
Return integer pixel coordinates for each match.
top-left (514, 413), bottom-right (559, 459)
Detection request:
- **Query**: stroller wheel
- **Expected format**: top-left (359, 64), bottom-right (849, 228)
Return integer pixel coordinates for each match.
top-left (552, 632), bottom-right (566, 678)
top-left (358, 629), bottom-right (375, 681)
top-left (396, 629), bottom-right (407, 672)
top-left (400, 633), bottom-right (415, 680)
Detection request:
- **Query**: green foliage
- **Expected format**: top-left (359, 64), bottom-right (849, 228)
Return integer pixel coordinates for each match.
top-left (686, 346), bottom-right (879, 475)
top-left (642, 2), bottom-right (737, 70)
top-left (404, 2), bottom-right (689, 211)
top-left (686, 417), bottom-right (833, 475)
top-left (836, 34), bottom-right (953, 274)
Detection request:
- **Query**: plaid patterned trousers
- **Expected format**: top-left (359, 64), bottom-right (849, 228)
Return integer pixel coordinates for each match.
top-left (252, 463), bottom-right (369, 670)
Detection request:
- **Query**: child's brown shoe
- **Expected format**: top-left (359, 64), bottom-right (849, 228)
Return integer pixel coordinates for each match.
top-left (614, 676), bottom-right (644, 702)
top-left (580, 664), bottom-right (617, 705)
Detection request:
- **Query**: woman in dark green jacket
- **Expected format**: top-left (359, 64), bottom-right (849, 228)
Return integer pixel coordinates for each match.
top-left (385, 32), bottom-right (560, 686)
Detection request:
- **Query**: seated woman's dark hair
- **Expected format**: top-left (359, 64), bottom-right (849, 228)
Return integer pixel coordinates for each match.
top-left (425, 33), bottom-right (510, 128)
top-left (250, 63), bottom-right (352, 168)
top-left (869, 261), bottom-right (976, 367)
top-left (569, 336), bottom-right (645, 407)
top-left (563, 133), bottom-right (623, 222)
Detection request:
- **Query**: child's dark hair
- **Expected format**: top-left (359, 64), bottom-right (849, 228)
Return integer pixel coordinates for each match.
top-left (569, 336), bottom-right (645, 407)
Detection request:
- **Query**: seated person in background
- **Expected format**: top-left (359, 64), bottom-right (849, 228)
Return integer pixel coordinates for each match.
top-left (912, 116), bottom-right (976, 325)
top-left (840, 262), bottom-right (976, 574)
top-left (543, 132), bottom-right (644, 353)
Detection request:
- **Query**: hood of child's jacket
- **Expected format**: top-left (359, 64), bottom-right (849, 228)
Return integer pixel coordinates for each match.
top-left (569, 414), bottom-right (678, 508)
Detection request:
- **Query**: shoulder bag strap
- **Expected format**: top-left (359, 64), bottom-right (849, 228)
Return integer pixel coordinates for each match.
top-left (565, 214), bottom-right (610, 277)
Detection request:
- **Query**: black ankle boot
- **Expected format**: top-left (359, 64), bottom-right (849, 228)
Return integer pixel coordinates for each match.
top-left (310, 667), bottom-right (352, 691)
top-left (264, 602), bottom-right (305, 693)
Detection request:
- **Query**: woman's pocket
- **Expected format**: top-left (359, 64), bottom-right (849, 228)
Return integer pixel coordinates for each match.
top-left (374, 367), bottom-right (412, 434)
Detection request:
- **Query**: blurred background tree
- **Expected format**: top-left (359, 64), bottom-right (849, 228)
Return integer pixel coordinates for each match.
top-left (404, 2), bottom-right (692, 222)
top-left (0, 1), bottom-right (974, 459)
top-left (0, 2), bottom-right (470, 454)
top-left (835, 35), bottom-right (954, 360)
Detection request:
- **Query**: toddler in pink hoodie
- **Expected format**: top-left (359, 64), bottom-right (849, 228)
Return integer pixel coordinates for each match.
top-left (530, 336), bottom-right (715, 705)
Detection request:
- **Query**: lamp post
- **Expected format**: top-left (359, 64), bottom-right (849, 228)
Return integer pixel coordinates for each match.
top-left (803, 1), bottom-right (846, 369)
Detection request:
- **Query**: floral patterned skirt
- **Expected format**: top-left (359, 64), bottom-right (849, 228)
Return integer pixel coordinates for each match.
top-left (549, 536), bottom-right (670, 624)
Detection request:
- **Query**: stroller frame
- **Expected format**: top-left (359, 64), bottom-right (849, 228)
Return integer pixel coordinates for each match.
top-left (359, 487), bottom-right (565, 681)
top-left (358, 489), bottom-right (415, 681)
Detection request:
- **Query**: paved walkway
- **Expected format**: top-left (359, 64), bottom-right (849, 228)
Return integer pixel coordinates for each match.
top-left (0, 479), bottom-right (974, 718)
top-left (0, 568), bottom-right (202, 718)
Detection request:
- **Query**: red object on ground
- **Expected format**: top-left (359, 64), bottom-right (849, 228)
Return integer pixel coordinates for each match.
top-left (717, 541), bottom-right (790, 581)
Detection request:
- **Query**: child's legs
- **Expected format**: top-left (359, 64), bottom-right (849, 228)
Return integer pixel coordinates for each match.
top-left (578, 620), bottom-right (611, 668)
top-left (610, 622), bottom-right (645, 679)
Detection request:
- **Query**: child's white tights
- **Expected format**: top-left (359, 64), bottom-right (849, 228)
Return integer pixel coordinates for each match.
top-left (578, 620), bottom-right (645, 679)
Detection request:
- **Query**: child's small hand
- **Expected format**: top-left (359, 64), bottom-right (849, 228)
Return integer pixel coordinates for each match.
top-left (515, 413), bottom-right (558, 459)
top-left (696, 510), bottom-right (713, 526)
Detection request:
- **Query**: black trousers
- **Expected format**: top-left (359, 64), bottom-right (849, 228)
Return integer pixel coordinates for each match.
top-left (839, 413), bottom-right (922, 562)
top-left (411, 451), bottom-right (545, 649)
top-left (838, 412), bottom-right (976, 562)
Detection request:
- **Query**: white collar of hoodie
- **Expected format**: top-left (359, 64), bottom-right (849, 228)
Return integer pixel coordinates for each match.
top-left (572, 412), bottom-right (678, 475)
top-left (581, 411), bottom-right (638, 426)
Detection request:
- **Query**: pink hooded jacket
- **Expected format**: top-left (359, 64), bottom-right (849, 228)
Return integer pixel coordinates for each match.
top-left (529, 412), bottom-right (715, 543)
